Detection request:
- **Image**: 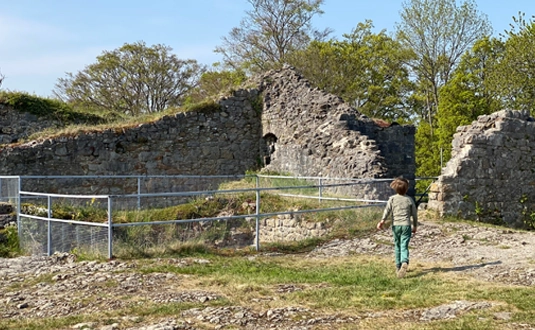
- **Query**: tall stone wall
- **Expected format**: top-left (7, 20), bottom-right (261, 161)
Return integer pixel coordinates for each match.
top-left (428, 110), bottom-right (535, 228)
top-left (256, 67), bottom-right (415, 198)
top-left (0, 67), bottom-right (416, 199)
top-left (0, 90), bottom-right (263, 194)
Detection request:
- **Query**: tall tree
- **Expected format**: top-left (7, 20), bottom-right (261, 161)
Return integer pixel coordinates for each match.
top-left (396, 0), bottom-right (491, 129)
top-left (215, 0), bottom-right (330, 74)
top-left (489, 13), bottom-right (535, 114)
top-left (54, 41), bottom-right (205, 115)
top-left (288, 21), bottom-right (416, 122)
top-left (435, 37), bottom-right (503, 166)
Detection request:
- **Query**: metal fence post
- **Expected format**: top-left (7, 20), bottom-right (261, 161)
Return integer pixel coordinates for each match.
top-left (137, 177), bottom-right (141, 210)
top-left (255, 176), bottom-right (260, 251)
top-left (47, 195), bottom-right (52, 256)
top-left (17, 177), bottom-right (21, 239)
top-left (319, 178), bottom-right (323, 203)
top-left (108, 196), bottom-right (113, 259)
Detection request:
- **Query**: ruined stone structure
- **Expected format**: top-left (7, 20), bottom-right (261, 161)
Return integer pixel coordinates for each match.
top-left (0, 104), bottom-right (63, 145)
top-left (0, 67), bottom-right (415, 197)
top-left (257, 68), bottom-right (415, 181)
top-left (428, 110), bottom-right (535, 228)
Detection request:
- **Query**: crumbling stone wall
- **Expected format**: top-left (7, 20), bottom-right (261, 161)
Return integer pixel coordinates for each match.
top-left (428, 110), bottom-right (535, 228)
top-left (0, 67), bottom-right (416, 199)
top-left (0, 90), bottom-right (263, 194)
top-left (256, 67), bottom-right (415, 198)
top-left (0, 104), bottom-right (63, 145)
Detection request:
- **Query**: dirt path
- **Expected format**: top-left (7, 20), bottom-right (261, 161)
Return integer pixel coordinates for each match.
top-left (309, 219), bottom-right (535, 286)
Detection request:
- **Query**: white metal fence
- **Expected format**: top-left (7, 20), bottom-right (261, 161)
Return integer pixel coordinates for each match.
top-left (11, 175), bottom-right (399, 258)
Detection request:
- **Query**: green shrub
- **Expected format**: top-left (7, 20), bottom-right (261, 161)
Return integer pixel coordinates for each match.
top-left (0, 91), bottom-right (107, 124)
top-left (182, 100), bottom-right (222, 114)
top-left (0, 225), bottom-right (21, 257)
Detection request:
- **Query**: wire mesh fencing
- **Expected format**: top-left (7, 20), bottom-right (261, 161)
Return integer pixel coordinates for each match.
top-left (0, 176), bottom-right (20, 210)
top-left (18, 215), bottom-right (109, 257)
top-left (15, 175), bottom-right (392, 258)
top-left (18, 191), bottom-right (111, 258)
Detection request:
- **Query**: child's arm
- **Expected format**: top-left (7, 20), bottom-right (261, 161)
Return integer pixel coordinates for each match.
top-left (378, 198), bottom-right (393, 230)
top-left (377, 219), bottom-right (385, 230)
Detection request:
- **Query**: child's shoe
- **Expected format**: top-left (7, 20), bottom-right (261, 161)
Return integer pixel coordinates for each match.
top-left (397, 262), bottom-right (408, 278)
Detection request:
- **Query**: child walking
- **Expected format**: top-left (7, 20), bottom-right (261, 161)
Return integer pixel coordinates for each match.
top-left (377, 177), bottom-right (418, 278)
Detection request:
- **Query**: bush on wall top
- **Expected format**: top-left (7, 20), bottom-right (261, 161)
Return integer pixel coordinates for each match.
top-left (0, 91), bottom-right (108, 125)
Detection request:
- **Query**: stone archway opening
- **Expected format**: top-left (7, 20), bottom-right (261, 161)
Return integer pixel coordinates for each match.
top-left (262, 133), bottom-right (278, 166)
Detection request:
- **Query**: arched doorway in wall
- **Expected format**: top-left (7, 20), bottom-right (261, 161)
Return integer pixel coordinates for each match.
top-left (262, 133), bottom-right (278, 166)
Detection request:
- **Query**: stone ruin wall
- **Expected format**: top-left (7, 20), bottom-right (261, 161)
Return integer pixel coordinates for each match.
top-left (428, 110), bottom-right (535, 228)
top-left (0, 67), bottom-right (416, 200)
top-left (0, 90), bottom-right (263, 195)
top-left (0, 104), bottom-right (64, 145)
top-left (257, 68), bottom-right (416, 199)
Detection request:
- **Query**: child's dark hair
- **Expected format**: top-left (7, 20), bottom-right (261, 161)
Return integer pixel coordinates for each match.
top-left (390, 177), bottom-right (409, 195)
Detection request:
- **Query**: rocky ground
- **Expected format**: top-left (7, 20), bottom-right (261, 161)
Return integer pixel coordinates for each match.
top-left (2, 218), bottom-right (535, 330)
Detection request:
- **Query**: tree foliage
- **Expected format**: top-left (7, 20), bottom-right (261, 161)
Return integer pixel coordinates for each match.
top-left (54, 41), bottom-right (205, 115)
top-left (396, 0), bottom-right (491, 128)
top-left (186, 67), bottom-right (247, 104)
top-left (416, 37), bottom-right (504, 178)
top-left (435, 37), bottom-right (503, 166)
top-left (215, 0), bottom-right (330, 74)
top-left (288, 21), bottom-right (415, 121)
top-left (489, 13), bottom-right (535, 114)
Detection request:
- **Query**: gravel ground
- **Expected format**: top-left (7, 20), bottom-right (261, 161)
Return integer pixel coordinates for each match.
top-left (2, 219), bottom-right (535, 330)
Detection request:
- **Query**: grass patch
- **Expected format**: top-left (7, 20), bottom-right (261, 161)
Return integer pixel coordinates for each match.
top-left (0, 91), bottom-right (107, 124)
top-left (0, 225), bottom-right (21, 258)
top-left (3, 245), bottom-right (535, 329)
top-left (137, 253), bottom-right (535, 319)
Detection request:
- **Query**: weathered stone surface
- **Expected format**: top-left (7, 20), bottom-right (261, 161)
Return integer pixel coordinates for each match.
top-left (0, 67), bottom-right (415, 202)
top-left (428, 110), bottom-right (535, 227)
top-left (257, 67), bottom-right (415, 196)
top-left (0, 105), bottom-right (63, 145)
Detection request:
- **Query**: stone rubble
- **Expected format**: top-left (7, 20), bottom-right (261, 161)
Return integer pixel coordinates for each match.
top-left (2, 219), bottom-right (535, 329)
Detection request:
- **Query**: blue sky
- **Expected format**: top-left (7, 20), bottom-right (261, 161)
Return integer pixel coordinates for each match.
top-left (1, 0), bottom-right (534, 97)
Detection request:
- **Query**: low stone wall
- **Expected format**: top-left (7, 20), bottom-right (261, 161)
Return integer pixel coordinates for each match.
top-left (428, 110), bottom-right (535, 228)
top-left (215, 215), bottom-right (330, 248)
top-left (258, 216), bottom-right (329, 243)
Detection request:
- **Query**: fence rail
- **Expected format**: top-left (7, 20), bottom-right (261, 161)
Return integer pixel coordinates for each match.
top-left (3, 175), bottom-right (435, 259)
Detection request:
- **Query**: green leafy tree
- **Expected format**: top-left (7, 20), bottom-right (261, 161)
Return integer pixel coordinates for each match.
top-left (415, 120), bottom-right (441, 177)
top-left (396, 0), bottom-right (491, 129)
top-left (185, 67), bottom-right (247, 104)
top-left (54, 41), bottom-right (205, 115)
top-left (288, 21), bottom-right (415, 122)
top-left (435, 37), bottom-right (503, 166)
top-left (489, 13), bottom-right (535, 114)
top-left (215, 0), bottom-right (330, 74)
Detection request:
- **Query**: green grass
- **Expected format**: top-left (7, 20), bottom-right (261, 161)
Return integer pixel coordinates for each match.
top-left (0, 91), bottom-right (108, 124)
top-left (132, 253), bottom-right (535, 327)
top-left (0, 225), bottom-right (21, 257)
top-left (3, 217), bottom-right (535, 329)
